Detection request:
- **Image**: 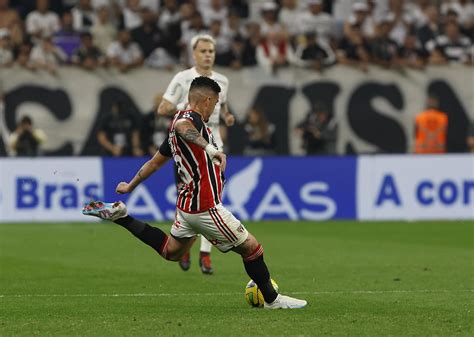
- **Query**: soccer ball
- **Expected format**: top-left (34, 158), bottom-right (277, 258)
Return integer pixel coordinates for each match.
top-left (244, 279), bottom-right (279, 308)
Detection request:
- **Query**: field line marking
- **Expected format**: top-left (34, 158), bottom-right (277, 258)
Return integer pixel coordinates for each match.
top-left (0, 289), bottom-right (472, 298)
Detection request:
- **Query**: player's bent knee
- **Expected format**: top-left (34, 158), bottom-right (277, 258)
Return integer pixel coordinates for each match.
top-left (162, 247), bottom-right (187, 261)
top-left (234, 233), bottom-right (261, 258)
top-left (163, 236), bottom-right (195, 261)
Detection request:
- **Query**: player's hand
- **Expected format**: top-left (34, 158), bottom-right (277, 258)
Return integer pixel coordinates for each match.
top-left (224, 114), bottom-right (235, 126)
top-left (116, 182), bottom-right (132, 194)
top-left (213, 152), bottom-right (227, 172)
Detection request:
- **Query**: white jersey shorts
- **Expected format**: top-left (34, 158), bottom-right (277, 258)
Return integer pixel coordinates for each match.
top-left (171, 204), bottom-right (248, 252)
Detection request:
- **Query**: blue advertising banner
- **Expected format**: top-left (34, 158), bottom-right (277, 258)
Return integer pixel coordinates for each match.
top-left (2, 154), bottom-right (471, 223)
top-left (0, 158), bottom-right (103, 222)
top-left (102, 156), bottom-right (357, 221)
top-left (357, 155), bottom-right (474, 220)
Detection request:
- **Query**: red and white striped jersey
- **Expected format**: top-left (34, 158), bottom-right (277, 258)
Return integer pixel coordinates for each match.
top-left (160, 110), bottom-right (224, 213)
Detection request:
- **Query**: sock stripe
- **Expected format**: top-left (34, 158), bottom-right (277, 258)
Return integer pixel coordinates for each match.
top-left (243, 244), bottom-right (264, 262)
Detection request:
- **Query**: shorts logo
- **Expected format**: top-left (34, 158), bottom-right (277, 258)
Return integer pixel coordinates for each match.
top-left (236, 225), bottom-right (245, 233)
top-left (173, 220), bottom-right (181, 229)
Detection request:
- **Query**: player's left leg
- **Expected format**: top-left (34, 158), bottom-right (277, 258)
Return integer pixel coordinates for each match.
top-left (114, 213), bottom-right (195, 261)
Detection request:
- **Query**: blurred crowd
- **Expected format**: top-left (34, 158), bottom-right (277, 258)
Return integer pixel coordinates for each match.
top-left (0, 0), bottom-right (472, 74)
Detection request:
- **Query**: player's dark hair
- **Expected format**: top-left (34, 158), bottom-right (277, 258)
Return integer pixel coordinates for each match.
top-left (189, 76), bottom-right (221, 95)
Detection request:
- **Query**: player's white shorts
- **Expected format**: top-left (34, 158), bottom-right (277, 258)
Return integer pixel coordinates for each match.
top-left (171, 204), bottom-right (248, 252)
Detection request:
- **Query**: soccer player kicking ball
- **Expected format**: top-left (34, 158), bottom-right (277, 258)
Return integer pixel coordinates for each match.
top-left (83, 77), bottom-right (307, 309)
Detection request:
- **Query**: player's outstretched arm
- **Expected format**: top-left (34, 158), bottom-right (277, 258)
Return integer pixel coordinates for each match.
top-left (175, 119), bottom-right (227, 171)
top-left (116, 150), bottom-right (171, 194)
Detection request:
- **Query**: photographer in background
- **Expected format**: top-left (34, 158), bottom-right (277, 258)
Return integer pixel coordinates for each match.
top-left (97, 101), bottom-right (143, 157)
top-left (295, 102), bottom-right (336, 155)
top-left (243, 107), bottom-right (276, 156)
top-left (8, 115), bottom-right (47, 156)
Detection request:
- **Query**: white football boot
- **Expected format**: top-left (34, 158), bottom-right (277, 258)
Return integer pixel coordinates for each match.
top-left (82, 201), bottom-right (127, 221)
top-left (264, 294), bottom-right (308, 309)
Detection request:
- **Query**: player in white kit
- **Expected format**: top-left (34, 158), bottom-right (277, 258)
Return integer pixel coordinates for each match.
top-left (158, 34), bottom-right (235, 274)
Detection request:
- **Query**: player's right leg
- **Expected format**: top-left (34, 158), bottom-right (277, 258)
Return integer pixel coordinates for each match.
top-left (82, 201), bottom-right (194, 261)
top-left (184, 203), bottom-right (307, 309)
top-left (233, 233), bottom-right (308, 309)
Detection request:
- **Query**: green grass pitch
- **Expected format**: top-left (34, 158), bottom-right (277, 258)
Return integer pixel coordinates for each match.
top-left (1, 221), bottom-right (473, 337)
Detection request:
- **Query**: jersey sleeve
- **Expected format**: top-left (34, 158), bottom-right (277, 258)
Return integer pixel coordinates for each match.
top-left (158, 135), bottom-right (172, 157)
top-left (162, 72), bottom-right (186, 106)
